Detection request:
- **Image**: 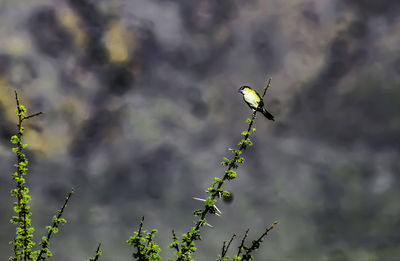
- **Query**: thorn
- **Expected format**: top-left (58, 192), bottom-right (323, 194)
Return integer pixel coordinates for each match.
top-left (214, 205), bottom-right (223, 216)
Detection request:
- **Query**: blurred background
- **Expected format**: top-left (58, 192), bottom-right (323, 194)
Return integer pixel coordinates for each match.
top-left (1, 0), bottom-right (400, 260)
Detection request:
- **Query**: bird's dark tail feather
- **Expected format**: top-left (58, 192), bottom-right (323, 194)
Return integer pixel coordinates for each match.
top-left (261, 107), bottom-right (275, 121)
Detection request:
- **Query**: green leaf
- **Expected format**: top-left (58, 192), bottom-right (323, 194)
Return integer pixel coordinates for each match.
top-left (212, 177), bottom-right (223, 186)
top-left (241, 131), bottom-right (250, 136)
top-left (10, 135), bottom-right (19, 144)
top-left (222, 191), bottom-right (231, 197)
top-left (225, 170), bottom-right (237, 180)
top-left (221, 157), bottom-right (230, 166)
top-left (205, 198), bottom-right (216, 207)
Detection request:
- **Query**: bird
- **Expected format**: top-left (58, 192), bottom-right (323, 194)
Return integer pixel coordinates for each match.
top-left (238, 85), bottom-right (274, 121)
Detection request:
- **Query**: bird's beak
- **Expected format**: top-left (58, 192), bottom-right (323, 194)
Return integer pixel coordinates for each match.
top-left (238, 89), bottom-right (241, 93)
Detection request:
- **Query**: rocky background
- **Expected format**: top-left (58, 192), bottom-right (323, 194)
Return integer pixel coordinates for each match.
top-left (1, 0), bottom-right (400, 260)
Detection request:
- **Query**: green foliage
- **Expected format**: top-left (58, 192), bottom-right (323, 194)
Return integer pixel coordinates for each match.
top-left (165, 79), bottom-right (277, 261)
top-left (7, 85), bottom-right (277, 261)
top-left (10, 135), bottom-right (20, 144)
top-left (9, 92), bottom-right (75, 261)
top-left (241, 131), bottom-right (250, 136)
top-left (86, 244), bottom-right (102, 261)
top-left (9, 92), bottom-right (37, 261)
top-left (127, 217), bottom-right (162, 261)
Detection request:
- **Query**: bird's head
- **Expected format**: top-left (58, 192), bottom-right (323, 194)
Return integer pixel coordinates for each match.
top-left (238, 86), bottom-right (252, 94)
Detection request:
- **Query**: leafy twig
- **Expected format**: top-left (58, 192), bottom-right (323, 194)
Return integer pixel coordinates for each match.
top-left (36, 189), bottom-right (74, 260)
top-left (127, 217), bottom-right (161, 261)
top-left (220, 233), bottom-right (236, 258)
top-left (86, 243), bottom-right (102, 261)
top-left (174, 78), bottom-right (273, 260)
top-left (237, 222), bottom-right (279, 261)
top-left (10, 91), bottom-right (43, 261)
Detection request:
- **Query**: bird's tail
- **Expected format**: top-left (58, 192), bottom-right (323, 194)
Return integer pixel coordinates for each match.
top-left (261, 107), bottom-right (275, 121)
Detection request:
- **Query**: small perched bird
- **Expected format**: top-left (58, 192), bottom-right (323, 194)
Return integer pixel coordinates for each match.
top-left (238, 85), bottom-right (274, 121)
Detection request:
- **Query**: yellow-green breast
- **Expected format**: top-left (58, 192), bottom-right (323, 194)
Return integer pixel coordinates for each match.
top-left (243, 88), bottom-right (260, 109)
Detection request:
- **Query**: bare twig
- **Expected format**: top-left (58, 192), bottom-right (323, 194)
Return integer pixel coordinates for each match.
top-left (24, 112), bottom-right (44, 120)
top-left (261, 77), bottom-right (272, 99)
top-left (221, 234), bottom-right (236, 257)
top-left (138, 216), bottom-right (144, 236)
top-left (237, 229), bottom-right (249, 256)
